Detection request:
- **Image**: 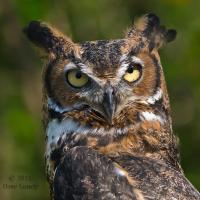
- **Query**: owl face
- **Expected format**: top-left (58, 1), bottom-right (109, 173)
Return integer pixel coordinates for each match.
top-left (24, 13), bottom-right (176, 128)
top-left (45, 39), bottom-right (162, 125)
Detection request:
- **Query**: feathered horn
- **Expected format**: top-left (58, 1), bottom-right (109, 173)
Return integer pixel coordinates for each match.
top-left (127, 13), bottom-right (177, 51)
top-left (23, 21), bottom-right (77, 56)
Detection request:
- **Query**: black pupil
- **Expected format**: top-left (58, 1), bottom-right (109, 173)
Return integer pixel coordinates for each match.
top-left (127, 65), bottom-right (141, 74)
top-left (127, 66), bottom-right (134, 73)
top-left (75, 71), bottom-right (82, 79)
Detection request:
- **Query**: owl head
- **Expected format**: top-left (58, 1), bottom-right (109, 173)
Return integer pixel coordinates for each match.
top-left (24, 14), bottom-right (176, 129)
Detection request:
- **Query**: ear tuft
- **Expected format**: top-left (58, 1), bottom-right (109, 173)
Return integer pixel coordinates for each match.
top-left (143, 13), bottom-right (160, 35)
top-left (129, 13), bottom-right (160, 36)
top-left (23, 21), bottom-right (55, 51)
top-left (127, 13), bottom-right (177, 50)
top-left (23, 21), bottom-right (75, 55)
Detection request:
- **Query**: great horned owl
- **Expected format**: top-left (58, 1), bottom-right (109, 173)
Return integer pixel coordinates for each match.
top-left (24, 14), bottom-right (200, 200)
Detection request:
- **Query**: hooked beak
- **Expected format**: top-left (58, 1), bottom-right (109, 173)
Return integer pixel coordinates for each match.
top-left (102, 86), bottom-right (117, 124)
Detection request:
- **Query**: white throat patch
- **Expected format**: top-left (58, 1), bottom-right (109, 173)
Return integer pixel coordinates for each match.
top-left (140, 111), bottom-right (164, 124)
top-left (46, 119), bottom-right (79, 158)
top-left (45, 118), bottom-right (126, 157)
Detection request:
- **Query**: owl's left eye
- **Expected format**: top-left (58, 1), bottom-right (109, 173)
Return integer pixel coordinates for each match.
top-left (123, 64), bottom-right (142, 83)
top-left (66, 69), bottom-right (89, 88)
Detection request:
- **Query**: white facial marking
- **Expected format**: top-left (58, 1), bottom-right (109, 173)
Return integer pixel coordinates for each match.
top-left (138, 89), bottom-right (163, 106)
top-left (147, 89), bottom-right (163, 104)
top-left (140, 111), bottom-right (164, 124)
top-left (118, 55), bottom-right (144, 79)
top-left (115, 167), bottom-right (126, 176)
top-left (131, 56), bottom-right (144, 66)
top-left (48, 98), bottom-right (73, 113)
top-left (64, 62), bottom-right (77, 70)
top-left (47, 98), bottom-right (86, 114)
top-left (119, 53), bottom-right (128, 63)
top-left (117, 62), bottom-right (129, 79)
top-left (78, 63), bottom-right (93, 76)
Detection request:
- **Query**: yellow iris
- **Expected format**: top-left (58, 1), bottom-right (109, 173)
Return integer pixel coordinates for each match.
top-left (67, 69), bottom-right (89, 88)
top-left (123, 66), bottom-right (141, 83)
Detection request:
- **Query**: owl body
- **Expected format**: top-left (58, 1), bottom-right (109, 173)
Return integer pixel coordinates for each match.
top-left (24, 14), bottom-right (200, 200)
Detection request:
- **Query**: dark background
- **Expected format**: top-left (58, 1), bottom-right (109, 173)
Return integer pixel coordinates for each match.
top-left (0, 0), bottom-right (200, 199)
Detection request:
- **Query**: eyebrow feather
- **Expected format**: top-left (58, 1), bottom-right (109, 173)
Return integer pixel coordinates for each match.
top-left (117, 55), bottom-right (144, 79)
top-left (64, 62), bottom-right (105, 85)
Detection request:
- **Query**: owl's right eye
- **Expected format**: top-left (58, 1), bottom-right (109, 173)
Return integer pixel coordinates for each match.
top-left (123, 64), bottom-right (142, 83)
top-left (66, 69), bottom-right (89, 88)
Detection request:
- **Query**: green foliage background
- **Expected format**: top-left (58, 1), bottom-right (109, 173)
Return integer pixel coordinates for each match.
top-left (0, 0), bottom-right (200, 199)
